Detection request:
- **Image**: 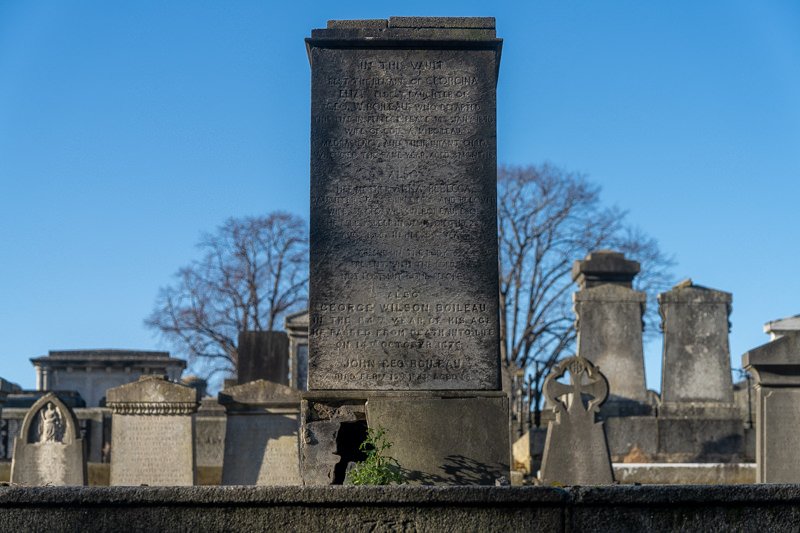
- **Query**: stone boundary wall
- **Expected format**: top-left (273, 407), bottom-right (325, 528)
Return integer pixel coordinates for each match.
top-left (2, 485), bottom-right (800, 531)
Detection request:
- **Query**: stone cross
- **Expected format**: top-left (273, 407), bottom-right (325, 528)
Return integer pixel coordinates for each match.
top-left (539, 355), bottom-right (614, 486)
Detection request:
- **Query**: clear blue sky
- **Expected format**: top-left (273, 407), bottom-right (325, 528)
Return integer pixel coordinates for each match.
top-left (1, 2), bottom-right (799, 392)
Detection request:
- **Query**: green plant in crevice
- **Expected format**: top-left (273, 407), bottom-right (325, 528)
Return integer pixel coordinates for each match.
top-left (344, 426), bottom-right (406, 485)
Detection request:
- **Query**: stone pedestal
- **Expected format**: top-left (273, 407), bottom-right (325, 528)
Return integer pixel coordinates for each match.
top-left (301, 391), bottom-right (508, 485)
top-left (219, 380), bottom-right (302, 485)
top-left (10, 392), bottom-right (87, 486)
top-left (107, 375), bottom-right (199, 486)
top-left (743, 331), bottom-right (800, 483)
top-left (302, 17), bottom-right (507, 485)
top-left (572, 251), bottom-right (649, 416)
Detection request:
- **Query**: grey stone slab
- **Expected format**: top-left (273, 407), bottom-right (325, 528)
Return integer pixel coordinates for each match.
top-left (573, 283), bottom-right (649, 406)
top-left (218, 380), bottom-right (302, 485)
top-left (106, 376), bottom-right (199, 486)
top-left (365, 394), bottom-right (509, 484)
top-left (221, 412), bottom-right (300, 485)
top-left (389, 17), bottom-right (495, 29)
top-left (10, 392), bottom-right (87, 486)
top-left (237, 331), bottom-right (290, 385)
top-left (307, 21), bottom-right (501, 391)
top-left (659, 280), bottom-right (734, 405)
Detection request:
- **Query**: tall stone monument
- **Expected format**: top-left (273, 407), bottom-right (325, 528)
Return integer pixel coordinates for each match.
top-left (107, 375), bottom-right (199, 486)
top-left (659, 279), bottom-right (735, 412)
top-left (10, 392), bottom-right (87, 486)
top-left (303, 17), bottom-right (508, 484)
top-left (743, 331), bottom-right (800, 483)
top-left (572, 250), bottom-right (649, 415)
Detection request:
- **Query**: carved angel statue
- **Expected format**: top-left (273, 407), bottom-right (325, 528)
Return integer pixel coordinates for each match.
top-left (38, 402), bottom-right (63, 443)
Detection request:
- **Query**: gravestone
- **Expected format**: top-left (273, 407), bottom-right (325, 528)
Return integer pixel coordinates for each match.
top-left (303, 17), bottom-right (508, 485)
top-left (539, 355), bottom-right (614, 486)
top-left (10, 392), bottom-right (87, 486)
top-left (219, 380), bottom-right (302, 485)
top-left (238, 331), bottom-right (290, 386)
top-left (106, 375), bottom-right (199, 486)
top-left (572, 250), bottom-right (650, 415)
top-left (743, 331), bottom-right (800, 482)
top-left (659, 279), bottom-right (735, 412)
top-left (763, 314), bottom-right (800, 341)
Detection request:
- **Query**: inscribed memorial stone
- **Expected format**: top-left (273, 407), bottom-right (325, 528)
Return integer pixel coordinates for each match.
top-left (107, 375), bottom-right (199, 486)
top-left (10, 392), bottom-right (87, 486)
top-left (219, 380), bottom-right (302, 485)
top-left (308, 17), bottom-right (501, 391)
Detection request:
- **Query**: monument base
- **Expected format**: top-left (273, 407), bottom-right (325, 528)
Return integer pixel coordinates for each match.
top-left (300, 391), bottom-right (509, 485)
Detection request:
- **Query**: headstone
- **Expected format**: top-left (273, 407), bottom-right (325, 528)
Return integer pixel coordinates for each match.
top-left (308, 17), bottom-right (501, 392)
top-left (10, 392), bottom-right (87, 486)
top-left (302, 17), bottom-right (508, 485)
top-left (238, 331), bottom-right (290, 385)
top-left (659, 279), bottom-right (735, 411)
top-left (106, 375), bottom-right (199, 486)
top-left (219, 380), bottom-right (302, 485)
top-left (539, 355), bottom-right (614, 485)
top-left (743, 331), bottom-right (800, 482)
top-left (572, 250), bottom-right (649, 415)
top-left (194, 397), bottom-right (226, 486)
top-left (285, 309), bottom-right (309, 390)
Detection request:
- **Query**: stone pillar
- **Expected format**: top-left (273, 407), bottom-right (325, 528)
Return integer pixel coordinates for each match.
top-left (659, 279), bottom-right (734, 413)
top-left (106, 375), bottom-right (200, 486)
top-left (303, 17), bottom-right (508, 485)
top-left (284, 310), bottom-right (309, 391)
top-left (572, 250), bottom-right (649, 415)
top-left (743, 332), bottom-right (800, 483)
top-left (237, 331), bottom-right (290, 386)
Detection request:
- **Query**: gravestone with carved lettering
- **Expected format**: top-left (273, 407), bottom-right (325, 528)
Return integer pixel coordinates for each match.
top-left (539, 355), bottom-right (614, 486)
top-left (302, 17), bottom-right (508, 485)
top-left (106, 375), bottom-right (199, 486)
top-left (219, 380), bottom-right (302, 485)
top-left (10, 392), bottom-right (87, 486)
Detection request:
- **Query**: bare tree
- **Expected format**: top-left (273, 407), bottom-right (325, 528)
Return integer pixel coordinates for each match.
top-left (145, 212), bottom-right (308, 383)
top-left (498, 163), bottom-right (673, 385)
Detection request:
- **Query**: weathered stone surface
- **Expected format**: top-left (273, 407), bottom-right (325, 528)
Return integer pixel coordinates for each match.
top-left (613, 462), bottom-right (756, 485)
top-left (10, 392), bottom-right (87, 486)
top-left (107, 375), bottom-right (199, 486)
top-left (540, 356), bottom-right (614, 486)
top-left (763, 314), bottom-right (800, 340)
top-left (5, 485), bottom-right (800, 532)
top-left (743, 331), bottom-right (800, 482)
top-left (219, 380), bottom-right (302, 485)
top-left (307, 19), bottom-right (502, 391)
top-left (572, 250), bottom-right (640, 290)
top-left (366, 394), bottom-right (509, 484)
top-left (659, 279), bottom-right (734, 407)
top-left (237, 331), bottom-right (290, 385)
top-left (194, 398), bottom-right (226, 485)
top-left (573, 277), bottom-right (649, 411)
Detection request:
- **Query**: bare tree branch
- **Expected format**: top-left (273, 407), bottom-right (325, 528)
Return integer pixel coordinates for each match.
top-left (498, 163), bottom-right (674, 389)
top-left (145, 212), bottom-right (309, 385)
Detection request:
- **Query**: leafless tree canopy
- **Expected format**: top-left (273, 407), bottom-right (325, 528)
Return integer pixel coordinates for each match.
top-left (145, 212), bottom-right (309, 382)
top-left (498, 163), bottom-right (674, 378)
